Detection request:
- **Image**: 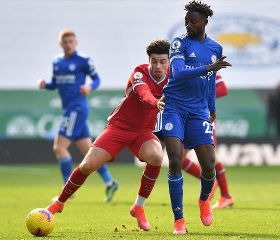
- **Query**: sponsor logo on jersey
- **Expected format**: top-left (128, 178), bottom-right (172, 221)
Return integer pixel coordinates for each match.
top-left (69, 64), bottom-right (76, 71)
top-left (165, 123), bottom-right (173, 131)
top-left (54, 74), bottom-right (76, 84)
top-left (168, 13), bottom-right (280, 68)
top-left (189, 52), bottom-right (196, 58)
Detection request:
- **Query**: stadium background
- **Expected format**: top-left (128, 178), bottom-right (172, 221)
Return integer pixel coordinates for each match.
top-left (0, 0), bottom-right (279, 165)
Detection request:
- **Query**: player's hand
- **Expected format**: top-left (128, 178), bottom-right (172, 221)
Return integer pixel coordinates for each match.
top-left (209, 110), bottom-right (216, 122)
top-left (38, 79), bottom-right (46, 89)
top-left (206, 56), bottom-right (232, 72)
top-left (80, 85), bottom-right (92, 96)
top-left (157, 96), bottom-right (165, 111)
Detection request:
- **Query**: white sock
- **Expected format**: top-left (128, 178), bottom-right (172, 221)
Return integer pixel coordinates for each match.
top-left (135, 195), bottom-right (147, 207)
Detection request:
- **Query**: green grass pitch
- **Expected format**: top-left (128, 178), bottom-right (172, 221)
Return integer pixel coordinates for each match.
top-left (0, 164), bottom-right (279, 239)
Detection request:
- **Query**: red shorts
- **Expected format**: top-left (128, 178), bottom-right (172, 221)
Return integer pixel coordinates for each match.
top-left (92, 124), bottom-right (159, 161)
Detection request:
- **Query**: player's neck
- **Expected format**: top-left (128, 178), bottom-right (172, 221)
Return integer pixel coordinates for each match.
top-left (64, 51), bottom-right (75, 58)
top-left (197, 32), bottom-right (206, 42)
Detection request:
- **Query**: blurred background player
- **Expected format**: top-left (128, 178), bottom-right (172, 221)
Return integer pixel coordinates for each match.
top-left (38, 29), bottom-right (118, 203)
top-left (46, 39), bottom-right (170, 232)
top-left (160, 1), bottom-right (232, 234)
top-left (182, 72), bottom-right (234, 209)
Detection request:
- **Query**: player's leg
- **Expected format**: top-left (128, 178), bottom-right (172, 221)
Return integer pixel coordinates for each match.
top-left (76, 138), bottom-right (118, 202)
top-left (129, 134), bottom-right (163, 231)
top-left (164, 136), bottom-right (187, 234)
top-left (186, 116), bottom-right (215, 226)
top-left (195, 144), bottom-right (215, 226)
top-left (53, 134), bottom-right (72, 185)
top-left (162, 106), bottom-right (187, 234)
top-left (47, 125), bottom-right (123, 214)
top-left (182, 148), bottom-right (218, 201)
top-left (212, 152), bottom-right (234, 209)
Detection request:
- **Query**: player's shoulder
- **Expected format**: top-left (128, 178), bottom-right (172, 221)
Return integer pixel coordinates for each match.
top-left (207, 36), bottom-right (223, 49)
top-left (76, 51), bottom-right (91, 60)
top-left (171, 33), bottom-right (189, 44)
top-left (134, 64), bottom-right (149, 75)
top-left (53, 53), bottom-right (64, 62)
top-left (171, 33), bottom-right (190, 52)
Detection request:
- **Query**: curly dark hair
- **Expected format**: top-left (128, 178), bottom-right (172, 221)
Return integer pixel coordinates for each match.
top-left (184, 0), bottom-right (213, 18)
top-left (146, 39), bottom-right (170, 57)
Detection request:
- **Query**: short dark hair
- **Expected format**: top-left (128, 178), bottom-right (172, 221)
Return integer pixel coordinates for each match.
top-left (146, 39), bottom-right (170, 57)
top-left (184, 0), bottom-right (213, 18)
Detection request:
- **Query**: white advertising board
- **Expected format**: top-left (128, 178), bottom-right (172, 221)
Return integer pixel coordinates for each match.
top-left (0, 0), bottom-right (280, 89)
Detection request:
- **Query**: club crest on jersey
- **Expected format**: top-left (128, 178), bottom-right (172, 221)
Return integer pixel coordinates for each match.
top-left (69, 64), bottom-right (76, 71)
top-left (165, 123), bottom-right (173, 131)
top-left (54, 66), bottom-right (59, 71)
top-left (211, 55), bottom-right (217, 63)
top-left (134, 72), bottom-right (143, 80)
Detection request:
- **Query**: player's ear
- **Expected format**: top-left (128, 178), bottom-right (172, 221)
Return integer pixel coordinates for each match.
top-left (204, 19), bottom-right (208, 26)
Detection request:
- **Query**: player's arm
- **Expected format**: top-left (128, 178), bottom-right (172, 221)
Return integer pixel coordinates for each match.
top-left (134, 84), bottom-right (158, 108)
top-left (208, 76), bottom-right (216, 122)
top-left (171, 58), bottom-right (207, 81)
top-left (206, 56), bottom-right (232, 72)
top-left (80, 58), bottom-right (101, 96)
top-left (170, 38), bottom-right (206, 81)
top-left (38, 62), bottom-right (57, 90)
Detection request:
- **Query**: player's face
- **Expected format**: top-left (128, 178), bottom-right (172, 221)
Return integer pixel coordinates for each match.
top-left (185, 11), bottom-right (207, 39)
top-left (149, 54), bottom-right (169, 81)
top-left (60, 35), bottom-right (77, 57)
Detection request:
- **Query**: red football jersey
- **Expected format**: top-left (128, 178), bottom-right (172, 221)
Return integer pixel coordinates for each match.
top-left (108, 64), bottom-right (169, 131)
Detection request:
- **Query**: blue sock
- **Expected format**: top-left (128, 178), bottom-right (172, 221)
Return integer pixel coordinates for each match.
top-left (97, 164), bottom-right (113, 185)
top-left (168, 172), bottom-right (184, 220)
top-left (200, 173), bottom-right (216, 201)
top-left (58, 156), bottom-right (72, 185)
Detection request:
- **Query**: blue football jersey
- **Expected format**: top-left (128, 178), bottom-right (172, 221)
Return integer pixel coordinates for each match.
top-left (163, 33), bottom-right (222, 116)
top-left (45, 51), bottom-right (100, 111)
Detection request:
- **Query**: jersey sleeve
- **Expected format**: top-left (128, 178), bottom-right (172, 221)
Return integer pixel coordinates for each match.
top-left (170, 37), bottom-right (206, 81)
top-left (131, 69), bottom-right (158, 108)
top-left (208, 75), bottom-right (216, 112)
top-left (45, 62), bottom-right (57, 90)
top-left (85, 58), bottom-right (100, 90)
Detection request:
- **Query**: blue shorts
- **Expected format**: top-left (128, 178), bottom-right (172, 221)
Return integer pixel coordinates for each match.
top-left (161, 104), bottom-right (214, 149)
top-left (59, 109), bottom-right (90, 141)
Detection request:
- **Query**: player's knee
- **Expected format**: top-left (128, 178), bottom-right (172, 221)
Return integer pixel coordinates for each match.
top-left (201, 159), bottom-right (215, 178)
top-left (79, 161), bottom-right (95, 175)
top-left (146, 153), bottom-right (162, 166)
top-left (169, 158), bottom-right (182, 174)
top-left (53, 144), bottom-right (66, 157)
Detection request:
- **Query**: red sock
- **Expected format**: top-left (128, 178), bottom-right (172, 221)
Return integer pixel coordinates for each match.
top-left (58, 166), bottom-right (89, 203)
top-left (182, 157), bottom-right (200, 179)
top-left (215, 162), bottom-right (231, 198)
top-left (138, 164), bottom-right (161, 198)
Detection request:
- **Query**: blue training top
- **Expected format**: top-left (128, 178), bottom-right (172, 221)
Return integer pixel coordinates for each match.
top-left (45, 51), bottom-right (100, 111)
top-left (163, 33), bottom-right (222, 116)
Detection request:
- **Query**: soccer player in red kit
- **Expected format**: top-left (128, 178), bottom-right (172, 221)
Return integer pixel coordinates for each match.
top-left (46, 39), bottom-right (170, 231)
top-left (182, 72), bottom-right (234, 209)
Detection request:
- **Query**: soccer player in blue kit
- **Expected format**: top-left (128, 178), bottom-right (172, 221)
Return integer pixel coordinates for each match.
top-left (161, 1), bottom-right (232, 234)
top-left (38, 30), bottom-right (118, 202)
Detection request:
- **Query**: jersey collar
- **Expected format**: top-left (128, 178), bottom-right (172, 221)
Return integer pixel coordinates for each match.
top-left (148, 66), bottom-right (167, 84)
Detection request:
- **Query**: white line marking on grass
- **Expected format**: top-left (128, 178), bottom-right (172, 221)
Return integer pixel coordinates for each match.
top-left (0, 166), bottom-right (49, 175)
